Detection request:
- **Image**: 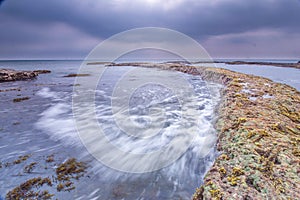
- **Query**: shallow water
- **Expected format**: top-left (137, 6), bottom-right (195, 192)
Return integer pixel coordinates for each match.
top-left (0, 61), bottom-right (221, 199)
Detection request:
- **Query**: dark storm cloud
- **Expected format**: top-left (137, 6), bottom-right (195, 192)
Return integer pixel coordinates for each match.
top-left (2, 0), bottom-right (300, 38)
top-left (0, 0), bottom-right (299, 58)
top-left (170, 0), bottom-right (300, 39)
top-left (0, 0), bottom-right (5, 6)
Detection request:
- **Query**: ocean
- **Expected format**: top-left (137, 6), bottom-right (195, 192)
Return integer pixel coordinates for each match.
top-left (0, 60), bottom-right (220, 199)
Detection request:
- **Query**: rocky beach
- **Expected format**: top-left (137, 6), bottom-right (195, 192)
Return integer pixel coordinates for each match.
top-left (0, 62), bottom-right (299, 199)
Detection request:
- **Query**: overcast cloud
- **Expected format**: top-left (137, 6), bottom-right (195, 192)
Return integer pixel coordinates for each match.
top-left (0, 0), bottom-right (299, 59)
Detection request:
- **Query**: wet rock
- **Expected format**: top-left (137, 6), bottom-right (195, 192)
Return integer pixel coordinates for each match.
top-left (33, 70), bottom-right (51, 74)
top-left (190, 67), bottom-right (300, 200)
top-left (13, 97), bottom-right (30, 103)
top-left (0, 88), bottom-right (21, 92)
top-left (63, 73), bottom-right (90, 77)
top-left (0, 69), bottom-right (39, 82)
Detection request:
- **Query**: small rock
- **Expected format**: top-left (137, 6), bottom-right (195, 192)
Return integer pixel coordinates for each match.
top-left (63, 74), bottom-right (90, 77)
top-left (33, 70), bottom-right (51, 74)
top-left (13, 97), bottom-right (30, 103)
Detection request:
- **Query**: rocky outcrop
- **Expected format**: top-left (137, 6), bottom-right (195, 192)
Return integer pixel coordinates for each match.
top-left (191, 68), bottom-right (300, 200)
top-left (0, 69), bottom-right (38, 82)
top-left (0, 69), bottom-right (51, 82)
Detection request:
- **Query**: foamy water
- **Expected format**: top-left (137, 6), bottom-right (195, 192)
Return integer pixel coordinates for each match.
top-left (33, 66), bottom-right (221, 199)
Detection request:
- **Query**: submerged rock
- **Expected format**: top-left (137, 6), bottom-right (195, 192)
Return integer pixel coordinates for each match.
top-left (13, 97), bottom-right (30, 103)
top-left (33, 70), bottom-right (51, 74)
top-left (63, 73), bottom-right (90, 77)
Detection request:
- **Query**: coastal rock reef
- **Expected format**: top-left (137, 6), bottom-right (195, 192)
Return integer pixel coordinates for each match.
top-left (192, 67), bottom-right (300, 200)
top-left (0, 69), bottom-right (51, 82)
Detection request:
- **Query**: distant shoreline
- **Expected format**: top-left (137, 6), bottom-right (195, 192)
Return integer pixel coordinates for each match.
top-left (203, 60), bottom-right (300, 69)
top-left (86, 60), bottom-right (300, 70)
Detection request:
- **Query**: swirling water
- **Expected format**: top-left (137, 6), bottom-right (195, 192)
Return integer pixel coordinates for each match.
top-left (0, 61), bottom-right (221, 199)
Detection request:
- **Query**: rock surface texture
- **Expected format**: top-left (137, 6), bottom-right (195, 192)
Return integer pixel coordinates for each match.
top-left (192, 67), bottom-right (300, 200)
top-left (0, 69), bottom-right (38, 82)
top-left (0, 69), bottom-right (51, 82)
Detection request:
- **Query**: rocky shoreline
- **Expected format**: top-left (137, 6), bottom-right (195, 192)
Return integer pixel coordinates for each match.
top-left (107, 63), bottom-right (300, 199)
top-left (1, 63), bottom-right (299, 199)
top-left (192, 67), bottom-right (300, 200)
top-left (222, 61), bottom-right (300, 69)
top-left (96, 60), bottom-right (300, 70)
top-left (191, 60), bottom-right (300, 70)
top-left (0, 69), bottom-right (51, 82)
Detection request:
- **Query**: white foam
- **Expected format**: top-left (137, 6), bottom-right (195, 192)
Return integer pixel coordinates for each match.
top-left (35, 102), bottom-right (81, 146)
top-left (34, 71), bottom-right (221, 199)
top-left (36, 87), bottom-right (59, 99)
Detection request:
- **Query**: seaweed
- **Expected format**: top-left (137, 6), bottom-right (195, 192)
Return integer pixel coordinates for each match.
top-left (13, 155), bottom-right (31, 165)
top-left (55, 158), bottom-right (87, 192)
top-left (5, 155), bottom-right (89, 199)
top-left (56, 158), bottom-right (87, 181)
top-left (6, 177), bottom-right (53, 200)
top-left (24, 162), bottom-right (37, 173)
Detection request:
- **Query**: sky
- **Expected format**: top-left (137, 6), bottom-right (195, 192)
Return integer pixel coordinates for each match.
top-left (0, 0), bottom-right (299, 60)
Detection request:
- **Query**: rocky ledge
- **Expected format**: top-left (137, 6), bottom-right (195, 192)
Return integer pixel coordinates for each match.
top-left (192, 67), bottom-right (300, 200)
top-left (110, 63), bottom-right (300, 199)
top-left (0, 69), bottom-right (51, 82)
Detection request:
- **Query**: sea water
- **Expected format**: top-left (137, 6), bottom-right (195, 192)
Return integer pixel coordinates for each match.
top-left (1, 59), bottom-right (298, 199)
top-left (0, 60), bottom-right (220, 199)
